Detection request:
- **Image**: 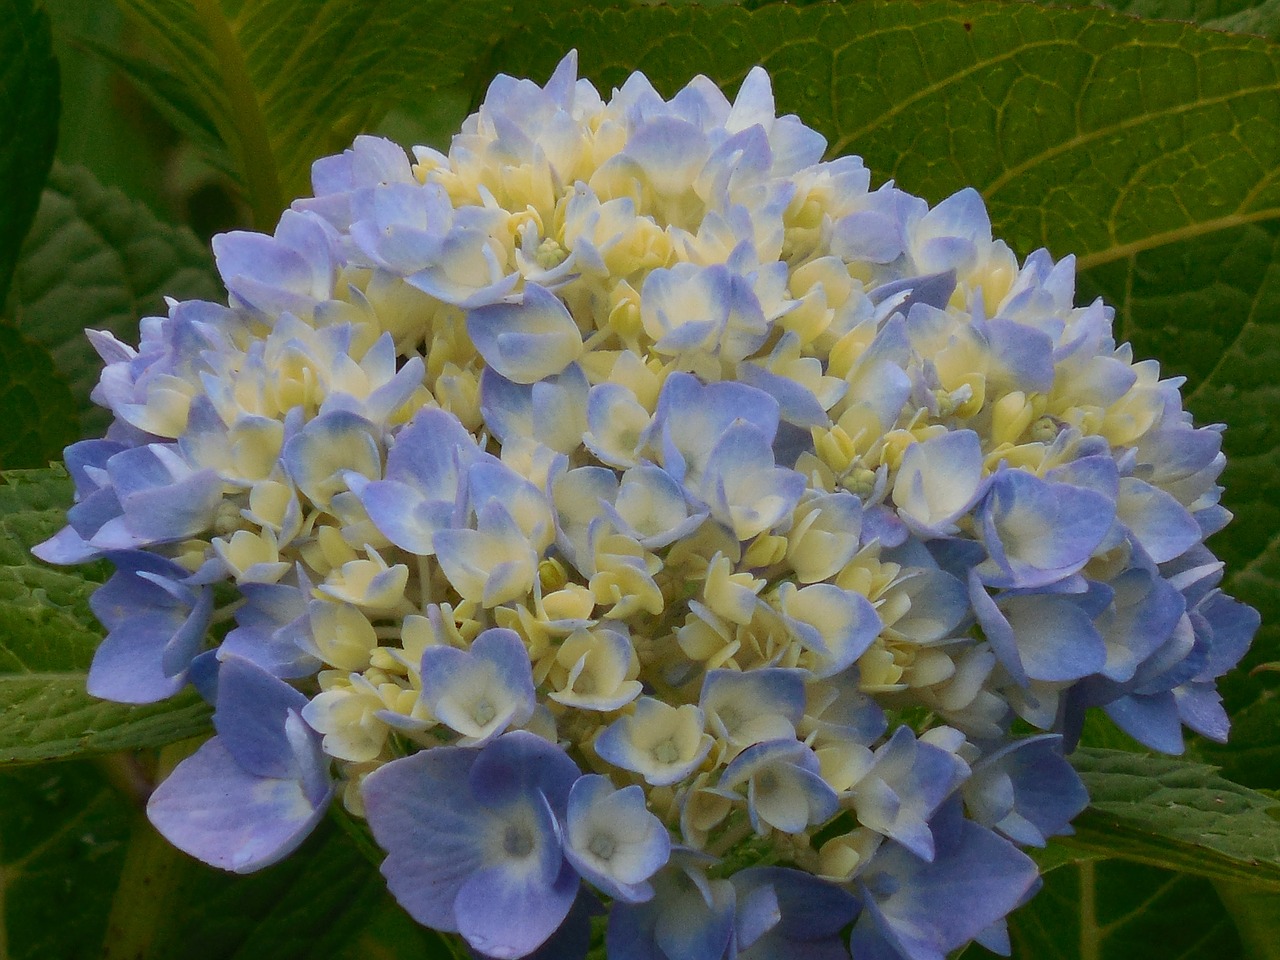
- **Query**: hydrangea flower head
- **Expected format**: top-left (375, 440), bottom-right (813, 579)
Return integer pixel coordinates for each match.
top-left (39, 51), bottom-right (1259, 960)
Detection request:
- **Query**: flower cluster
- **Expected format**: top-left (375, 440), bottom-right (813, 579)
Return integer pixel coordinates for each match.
top-left (38, 53), bottom-right (1258, 960)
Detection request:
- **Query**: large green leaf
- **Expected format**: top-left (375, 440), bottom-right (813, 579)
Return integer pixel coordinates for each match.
top-left (104, 0), bottom-right (698, 226)
top-left (1097, 0), bottom-right (1280, 38)
top-left (109, 0), bottom-right (522, 224)
top-left (1061, 748), bottom-right (1280, 888)
top-left (44, 0), bottom-right (177, 214)
top-left (4, 161), bottom-right (222, 437)
top-left (96, 777), bottom-right (460, 960)
top-left (0, 755), bottom-right (452, 960)
top-left (998, 860), bottom-right (1246, 960)
top-left (1215, 878), bottom-right (1280, 960)
top-left (0, 0), bottom-right (60, 304)
top-left (0, 760), bottom-right (135, 960)
top-left (0, 468), bottom-right (212, 763)
top-left (0, 323), bottom-right (79, 469)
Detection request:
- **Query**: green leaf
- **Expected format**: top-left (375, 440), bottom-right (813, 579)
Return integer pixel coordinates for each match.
top-left (0, 759), bottom-right (135, 960)
top-left (112, 806), bottom-right (457, 960)
top-left (1061, 748), bottom-right (1280, 888)
top-left (110, 0), bottom-right (523, 225)
top-left (0, 676), bottom-right (212, 765)
top-left (0, 754), bottom-right (451, 960)
top-left (0, 467), bottom-right (212, 763)
top-left (65, 29), bottom-right (233, 177)
top-left (1214, 878), bottom-right (1280, 960)
top-left (0, 323), bottom-right (79, 469)
top-left (4, 161), bottom-right (222, 437)
top-left (999, 860), bottom-right (1246, 960)
top-left (1093, 0), bottom-right (1280, 39)
top-left (44, 0), bottom-right (177, 214)
top-left (0, 0), bottom-right (60, 304)
top-left (1211, 0), bottom-right (1280, 37)
top-left (1200, 689), bottom-right (1280, 789)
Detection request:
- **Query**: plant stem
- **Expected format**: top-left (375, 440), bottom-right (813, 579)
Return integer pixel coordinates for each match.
top-left (99, 739), bottom-right (202, 960)
top-left (190, 0), bottom-right (284, 231)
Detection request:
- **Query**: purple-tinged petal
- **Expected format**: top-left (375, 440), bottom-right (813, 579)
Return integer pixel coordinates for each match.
top-left (869, 271), bottom-right (958, 316)
top-left (720, 739), bottom-right (839, 834)
top-left (31, 524), bottom-right (100, 565)
top-left (700, 668), bottom-right (806, 748)
top-left (1174, 682), bottom-right (1230, 742)
top-left (282, 411), bottom-right (381, 509)
top-left (732, 867), bottom-right (859, 960)
top-left (1116, 477), bottom-right (1201, 563)
top-left (888, 568), bottom-right (967, 644)
top-left (364, 748), bottom-right (488, 932)
top-left (981, 319), bottom-right (1055, 394)
top-left (87, 554), bottom-right (213, 703)
top-left (565, 776), bottom-right (670, 902)
top-left (851, 726), bottom-right (969, 860)
top-left (1094, 569), bottom-right (1185, 683)
top-left (421, 628), bottom-right (536, 745)
top-left (213, 211), bottom-right (334, 316)
top-left (454, 827), bottom-right (578, 959)
top-left (963, 735), bottom-right (1087, 847)
top-left (406, 226), bottom-right (519, 307)
top-left (1191, 590), bottom-right (1258, 681)
top-left (977, 470), bottom-right (1114, 589)
top-left (607, 860), bottom-right (736, 960)
top-left (483, 889), bottom-right (598, 960)
top-left (854, 803), bottom-right (1038, 960)
top-left (88, 611), bottom-right (200, 703)
top-left (649, 372), bottom-right (780, 486)
top-left (433, 500), bottom-right (539, 606)
top-left (361, 478), bottom-right (455, 555)
top-left (219, 580), bottom-right (320, 679)
top-left (212, 655), bottom-right (314, 781)
top-left (147, 736), bottom-right (330, 874)
top-left (997, 593), bottom-right (1107, 683)
top-left (778, 582), bottom-right (881, 678)
top-left (595, 699), bottom-right (712, 787)
top-left (701, 421), bottom-right (806, 540)
top-left (468, 282), bottom-right (584, 384)
top-left (891, 431), bottom-right (985, 537)
top-left (93, 445), bottom-right (222, 549)
top-left (1103, 692), bottom-right (1185, 755)
top-left (467, 729), bottom-right (581, 816)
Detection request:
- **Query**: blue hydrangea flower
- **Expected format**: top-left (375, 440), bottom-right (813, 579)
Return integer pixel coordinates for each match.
top-left (34, 49), bottom-right (1260, 960)
top-left (148, 656), bottom-right (333, 872)
top-left (84, 551), bottom-right (214, 703)
top-left (362, 731), bottom-right (584, 959)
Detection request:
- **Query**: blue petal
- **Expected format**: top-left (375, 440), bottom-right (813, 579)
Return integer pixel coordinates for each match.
top-left (87, 611), bottom-right (196, 703)
top-left (856, 805), bottom-right (1038, 960)
top-left (1116, 477), bottom-right (1201, 564)
top-left (147, 737), bottom-right (330, 874)
top-left (220, 581), bottom-right (319, 679)
top-left (965, 735), bottom-right (1087, 846)
top-left (1104, 692), bottom-right (1185, 754)
top-left (455, 851), bottom-right (579, 959)
top-left (363, 748), bottom-right (490, 931)
top-left (978, 470), bottom-right (1114, 588)
top-left (467, 282), bottom-right (584, 384)
top-left (468, 730), bottom-right (582, 816)
top-left (213, 655), bottom-right (314, 781)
